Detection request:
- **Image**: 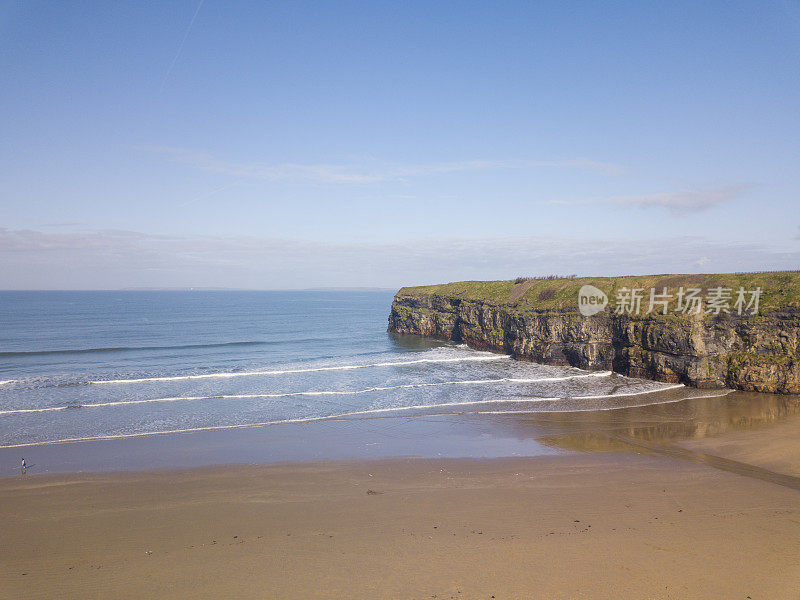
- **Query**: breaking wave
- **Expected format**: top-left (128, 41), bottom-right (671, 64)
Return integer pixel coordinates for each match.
top-left (0, 371), bottom-right (613, 415)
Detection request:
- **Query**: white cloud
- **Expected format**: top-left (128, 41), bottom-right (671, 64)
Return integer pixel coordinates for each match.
top-left (0, 228), bottom-right (797, 290)
top-left (550, 185), bottom-right (750, 215)
top-left (140, 146), bottom-right (625, 183)
top-left (608, 186), bottom-right (749, 213)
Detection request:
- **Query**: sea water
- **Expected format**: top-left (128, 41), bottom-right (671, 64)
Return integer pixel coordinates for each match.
top-left (0, 290), bottom-right (720, 448)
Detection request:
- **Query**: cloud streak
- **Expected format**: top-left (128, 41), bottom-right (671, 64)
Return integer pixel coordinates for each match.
top-left (141, 146), bottom-right (625, 183)
top-left (550, 185), bottom-right (750, 215)
top-left (1, 228), bottom-right (797, 290)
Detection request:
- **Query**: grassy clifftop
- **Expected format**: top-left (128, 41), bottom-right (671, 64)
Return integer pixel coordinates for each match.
top-left (395, 272), bottom-right (800, 315)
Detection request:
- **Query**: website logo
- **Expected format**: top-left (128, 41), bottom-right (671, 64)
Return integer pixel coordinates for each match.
top-left (578, 285), bottom-right (608, 316)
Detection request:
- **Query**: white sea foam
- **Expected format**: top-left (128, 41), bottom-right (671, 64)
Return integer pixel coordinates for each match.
top-left (0, 380), bottom-right (693, 447)
top-left (89, 354), bottom-right (510, 385)
top-left (456, 382), bottom-right (687, 411)
top-left (0, 380), bottom-right (15, 385)
top-left (0, 406), bottom-right (72, 415)
top-left (0, 371), bottom-right (613, 416)
top-left (0, 399), bottom-right (560, 448)
top-left (0, 417), bottom-right (334, 448)
top-left (561, 383), bottom-right (685, 400)
top-left (0, 398), bottom-right (210, 415)
top-left (473, 389), bottom-right (734, 414)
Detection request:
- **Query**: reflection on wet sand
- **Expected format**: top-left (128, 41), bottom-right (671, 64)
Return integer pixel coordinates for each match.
top-left (522, 391), bottom-right (800, 489)
top-left (518, 391), bottom-right (800, 452)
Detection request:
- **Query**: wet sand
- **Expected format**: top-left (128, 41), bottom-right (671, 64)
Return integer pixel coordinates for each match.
top-left (677, 412), bottom-right (800, 477)
top-left (2, 390), bottom-right (797, 476)
top-left (2, 392), bottom-right (800, 599)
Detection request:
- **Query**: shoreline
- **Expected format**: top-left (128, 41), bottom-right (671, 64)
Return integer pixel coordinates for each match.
top-left (0, 412), bottom-right (560, 477)
top-left (2, 390), bottom-right (798, 477)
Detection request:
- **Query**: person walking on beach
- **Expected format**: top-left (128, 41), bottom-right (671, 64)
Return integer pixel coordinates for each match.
top-left (21, 458), bottom-right (26, 475)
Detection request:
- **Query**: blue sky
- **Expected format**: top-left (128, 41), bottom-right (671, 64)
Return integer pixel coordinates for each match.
top-left (1, 1), bottom-right (799, 289)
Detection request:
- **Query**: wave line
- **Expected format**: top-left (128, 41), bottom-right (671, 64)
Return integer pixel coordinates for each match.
top-left (0, 371), bottom-right (613, 415)
top-left (0, 340), bottom-right (290, 358)
top-left (473, 389), bottom-right (735, 414)
top-left (0, 381), bottom-right (692, 447)
top-left (89, 355), bottom-right (509, 385)
top-left (0, 398), bottom-right (563, 448)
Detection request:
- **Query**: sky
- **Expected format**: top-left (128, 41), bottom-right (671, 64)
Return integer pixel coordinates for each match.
top-left (1, 0), bottom-right (799, 289)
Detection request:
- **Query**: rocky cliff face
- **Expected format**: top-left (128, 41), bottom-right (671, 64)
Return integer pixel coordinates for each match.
top-left (388, 278), bottom-right (800, 394)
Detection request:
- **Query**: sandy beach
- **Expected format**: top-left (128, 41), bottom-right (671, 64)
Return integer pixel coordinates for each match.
top-left (2, 440), bottom-right (800, 599)
top-left (5, 0), bottom-right (799, 596)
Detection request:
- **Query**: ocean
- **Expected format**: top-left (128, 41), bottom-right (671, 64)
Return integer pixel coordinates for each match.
top-left (0, 290), bottom-right (724, 450)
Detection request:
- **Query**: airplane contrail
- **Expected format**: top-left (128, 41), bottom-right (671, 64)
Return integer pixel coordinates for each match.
top-left (160, 0), bottom-right (205, 92)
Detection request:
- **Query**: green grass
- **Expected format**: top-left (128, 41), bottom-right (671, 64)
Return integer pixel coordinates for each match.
top-left (395, 272), bottom-right (800, 315)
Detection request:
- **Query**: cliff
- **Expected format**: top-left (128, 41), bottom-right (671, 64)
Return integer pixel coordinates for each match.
top-left (388, 272), bottom-right (800, 394)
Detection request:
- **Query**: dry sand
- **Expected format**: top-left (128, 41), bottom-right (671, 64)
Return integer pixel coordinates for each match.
top-left (2, 451), bottom-right (800, 599)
